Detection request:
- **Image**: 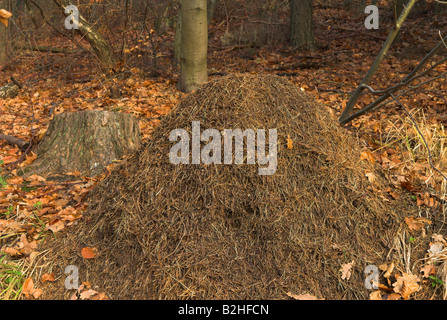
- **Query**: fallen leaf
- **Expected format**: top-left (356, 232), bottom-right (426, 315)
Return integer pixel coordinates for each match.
top-left (91, 292), bottom-right (109, 300)
top-left (404, 216), bottom-right (432, 231)
top-left (386, 293), bottom-right (401, 300)
top-left (286, 292), bottom-right (320, 300)
top-left (286, 135), bottom-right (293, 150)
top-left (365, 172), bottom-right (376, 184)
top-left (428, 241), bottom-right (444, 257)
top-left (22, 277), bottom-right (42, 299)
top-left (46, 220), bottom-right (65, 233)
top-left (41, 273), bottom-right (56, 283)
top-left (392, 272), bottom-right (420, 299)
top-left (360, 150), bottom-right (375, 164)
top-left (420, 264), bottom-right (437, 278)
top-left (79, 289), bottom-right (98, 300)
top-left (81, 247), bottom-right (96, 259)
top-left (369, 290), bottom-right (382, 300)
top-left (340, 260), bottom-right (354, 280)
top-left (384, 262), bottom-right (395, 279)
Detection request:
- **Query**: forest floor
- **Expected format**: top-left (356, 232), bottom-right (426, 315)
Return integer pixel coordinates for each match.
top-left (1, 2), bottom-right (447, 300)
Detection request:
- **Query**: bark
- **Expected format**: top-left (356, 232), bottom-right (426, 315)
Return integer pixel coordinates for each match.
top-left (178, 0), bottom-right (208, 93)
top-left (0, 0), bottom-right (9, 66)
top-left (207, 0), bottom-right (217, 23)
top-left (0, 25), bottom-right (7, 66)
top-left (23, 110), bottom-right (141, 178)
top-left (393, 0), bottom-right (405, 43)
top-left (290, 0), bottom-right (316, 51)
top-left (54, 0), bottom-right (117, 72)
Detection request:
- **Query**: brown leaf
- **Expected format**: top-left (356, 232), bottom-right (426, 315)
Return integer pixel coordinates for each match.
top-left (404, 216), bottom-right (431, 231)
top-left (386, 293), bottom-right (401, 300)
top-left (22, 278), bottom-right (42, 299)
top-left (2, 246), bottom-right (21, 257)
top-left (360, 150), bottom-right (375, 164)
top-left (46, 220), bottom-right (65, 233)
top-left (91, 292), bottom-right (110, 300)
top-left (22, 278), bottom-right (34, 296)
top-left (81, 247), bottom-right (96, 259)
top-left (286, 292), bottom-right (321, 300)
top-left (79, 289), bottom-right (98, 300)
top-left (384, 262), bottom-right (395, 279)
top-left (286, 135), bottom-right (293, 150)
top-left (393, 273), bottom-right (420, 299)
top-left (340, 260), bottom-right (354, 280)
top-left (369, 290), bottom-right (383, 300)
top-left (41, 273), bottom-right (56, 283)
top-left (420, 264), bottom-right (437, 278)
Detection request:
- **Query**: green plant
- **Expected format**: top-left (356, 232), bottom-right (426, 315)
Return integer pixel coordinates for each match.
top-left (2, 206), bottom-right (14, 217)
top-left (428, 275), bottom-right (445, 288)
top-left (0, 253), bottom-right (26, 300)
top-left (0, 175), bottom-right (7, 190)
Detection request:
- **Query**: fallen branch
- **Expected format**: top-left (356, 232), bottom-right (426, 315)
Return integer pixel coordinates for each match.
top-left (13, 43), bottom-right (81, 54)
top-left (0, 133), bottom-right (30, 150)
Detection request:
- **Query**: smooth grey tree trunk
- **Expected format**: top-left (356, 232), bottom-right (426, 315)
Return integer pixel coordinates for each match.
top-left (178, 0), bottom-right (208, 93)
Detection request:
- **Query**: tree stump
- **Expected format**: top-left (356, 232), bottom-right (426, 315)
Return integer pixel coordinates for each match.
top-left (23, 110), bottom-right (141, 180)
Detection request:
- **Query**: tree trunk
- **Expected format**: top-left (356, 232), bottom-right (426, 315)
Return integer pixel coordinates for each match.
top-left (0, 23), bottom-right (7, 67)
top-left (54, 0), bottom-right (117, 72)
top-left (23, 111), bottom-right (141, 179)
top-left (393, 0), bottom-right (405, 43)
top-left (0, 0), bottom-right (9, 66)
top-left (178, 0), bottom-right (208, 93)
top-left (207, 0), bottom-right (217, 23)
top-left (290, 0), bottom-right (316, 51)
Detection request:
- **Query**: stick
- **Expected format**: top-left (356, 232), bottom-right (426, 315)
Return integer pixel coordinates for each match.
top-left (338, 0), bottom-right (418, 124)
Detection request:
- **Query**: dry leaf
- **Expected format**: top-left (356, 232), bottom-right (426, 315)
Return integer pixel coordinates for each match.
top-left (432, 234), bottom-right (446, 244)
top-left (428, 241), bottom-right (444, 257)
top-left (386, 293), bottom-right (401, 300)
top-left (384, 262), bottom-right (395, 279)
top-left (46, 220), bottom-right (65, 233)
top-left (369, 290), bottom-right (382, 300)
top-left (393, 272), bottom-right (420, 299)
top-left (41, 273), bottom-right (56, 283)
top-left (365, 172), bottom-right (376, 184)
top-left (91, 292), bottom-right (109, 300)
top-left (360, 150), bottom-right (375, 164)
top-left (22, 277), bottom-right (42, 299)
top-left (286, 292), bottom-right (320, 300)
top-left (404, 216), bottom-right (431, 231)
top-left (420, 264), bottom-right (437, 278)
top-left (81, 247), bottom-right (96, 259)
top-left (79, 289), bottom-right (98, 300)
top-left (286, 135), bottom-right (293, 150)
top-left (340, 260), bottom-right (354, 280)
